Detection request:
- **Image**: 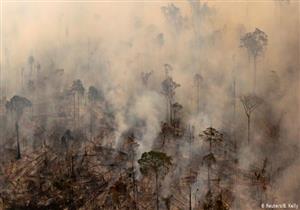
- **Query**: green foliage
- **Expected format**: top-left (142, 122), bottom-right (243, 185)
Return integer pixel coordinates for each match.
top-left (138, 151), bottom-right (172, 176)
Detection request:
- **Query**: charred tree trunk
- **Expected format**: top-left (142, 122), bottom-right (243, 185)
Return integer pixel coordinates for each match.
top-left (73, 93), bottom-right (76, 128)
top-left (169, 99), bottom-right (172, 125)
top-left (15, 122), bottom-right (21, 159)
top-left (77, 94), bottom-right (80, 128)
top-left (207, 166), bottom-right (211, 192)
top-left (247, 114), bottom-right (251, 144)
top-left (233, 74), bottom-right (237, 151)
top-left (71, 154), bottom-right (75, 177)
top-left (90, 110), bottom-right (95, 141)
top-left (196, 80), bottom-right (200, 114)
top-left (189, 184), bottom-right (192, 210)
top-left (166, 97), bottom-right (170, 124)
top-left (156, 172), bottom-right (159, 210)
top-left (131, 154), bottom-right (138, 210)
top-left (253, 56), bottom-right (257, 94)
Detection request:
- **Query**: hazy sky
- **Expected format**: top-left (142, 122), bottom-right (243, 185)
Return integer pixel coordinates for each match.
top-left (0, 0), bottom-right (299, 118)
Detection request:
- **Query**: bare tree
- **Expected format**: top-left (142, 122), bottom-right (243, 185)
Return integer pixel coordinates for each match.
top-left (240, 94), bottom-right (263, 144)
top-left (70, 80), bottom-right (85, 128)
top-left (161, 64), bottom-right (180, 124)
top-left (194, 73), bottom-right (203, 113)
top-left (185, 125), bottom-right (196, 210)
top-left (240, 28), bottom-right (268, 93)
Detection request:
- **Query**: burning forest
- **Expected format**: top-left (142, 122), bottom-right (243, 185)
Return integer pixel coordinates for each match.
top-left (0, 1), bottom-right (299, 210)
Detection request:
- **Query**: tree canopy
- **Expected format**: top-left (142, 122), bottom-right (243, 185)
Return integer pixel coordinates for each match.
top-left (161, 77), bottom-right (180, 99)
top-left (138, 151), bottom-right (172, 176)
top-left (88, 86), bottom-right (104, 102)
top-left (6, 95), bottom-right (32, 120)
top-left (71, 80), bottom-right (85, 96)
top-left (240, 28), bottom-right (268, 59)
top-left (199, 127), bottom-right (223, 145)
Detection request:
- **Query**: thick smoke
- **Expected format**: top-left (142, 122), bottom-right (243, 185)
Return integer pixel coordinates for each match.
top-left (0, 1), bottom-right (299, 209)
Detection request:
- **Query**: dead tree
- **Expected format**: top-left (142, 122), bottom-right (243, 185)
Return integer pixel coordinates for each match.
top-left (240, 95), bottom-right (263, 144)
top-left (231, 55), bottom-right (238, 150)
top-left (186, 125), bottom-right (195, 210)
top-left (202, 153), bottom-right (216, 194)
top-left (161, 64), bottom-right (180, 124)
top-left (252, 158), bottom-right (270, 205)
top-left (194, 73), bottom-right (203, 113)
top-left (70, 80), bottom-right (85, 128)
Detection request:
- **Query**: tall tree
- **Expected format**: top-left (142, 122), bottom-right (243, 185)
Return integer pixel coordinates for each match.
top-left (240, 28), bottom-right (268, 93)
top-left (6, 95), bottom-right (32, 159)
top-left (71, 80), bottom-right (85, 97)
top-left (161, 64), bottom-right (180, 124)
top-left (200, 127), bottom-right (223, 153)
top-left (88, 86), bottom-right (103, 102)
top-left (185, 125), bottom-right (196, 210)
top-left (202, 153), bottom-right (216, 193)
top-left (70, 80), bottom-right (85, 128)
top-left (240, 94), bottom-right (263, 144)
top-left (171, 102), bottom-right (183, 127)
top-left (194, 73), bottom-right (203, 113)
top-left (125, 134), bottom-right (139, 210)
top-left (200, 127), bottom-right (223, 191)
top-left (138, 151), bottom-right (172, 210)
top-left (88, 86), bottom-right (103, 139)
